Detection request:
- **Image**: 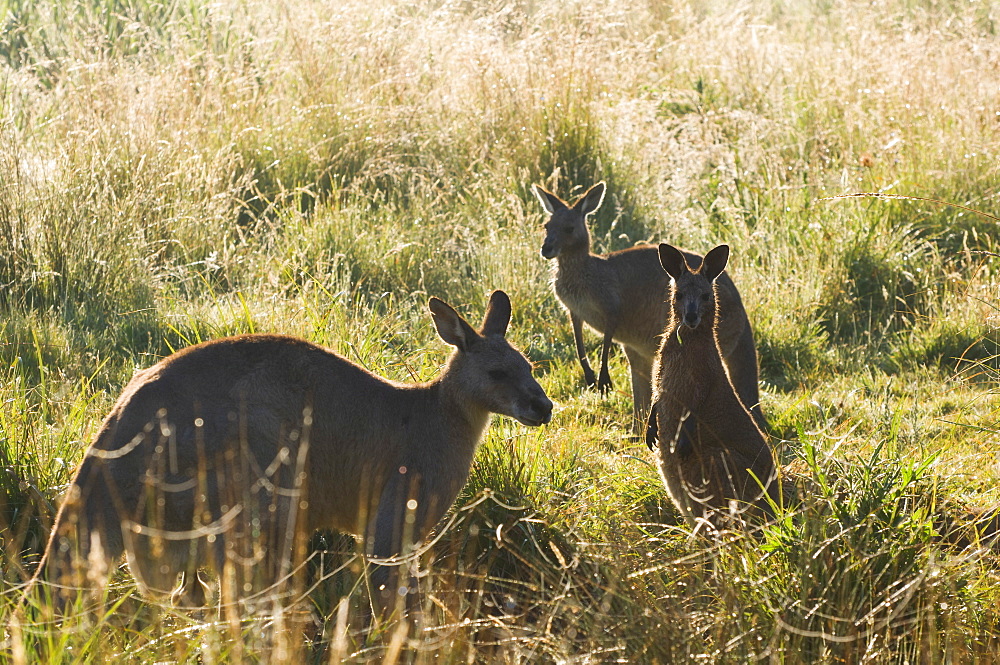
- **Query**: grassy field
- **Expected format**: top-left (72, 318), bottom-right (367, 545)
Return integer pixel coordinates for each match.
top-left (2, 0), bottom-right (1000, 661)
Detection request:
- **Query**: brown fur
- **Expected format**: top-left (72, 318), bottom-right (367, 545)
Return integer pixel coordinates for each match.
top-left (28, 291), bottom-right (552, 612)
top-left (533, 182), bottom-right (763, 431)
top-left (933, 504), bottom-right (1000, 553)
top-left (648, 244), bottom-right (777, 530)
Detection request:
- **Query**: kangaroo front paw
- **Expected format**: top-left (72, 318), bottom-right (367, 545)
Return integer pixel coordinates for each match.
top-left (596, 373), bottom-right (613, 394)
top-left (583, 369), bottom-right (597, 388)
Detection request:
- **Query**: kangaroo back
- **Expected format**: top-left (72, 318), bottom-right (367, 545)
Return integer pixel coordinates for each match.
top-left (27, 291), bottom-right (552, 615)
top-left (649, 244), bottom-right (777, 530)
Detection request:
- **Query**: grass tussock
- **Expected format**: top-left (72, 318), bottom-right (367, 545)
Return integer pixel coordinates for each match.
top-left (2, 0), bottom-right (1000, 661)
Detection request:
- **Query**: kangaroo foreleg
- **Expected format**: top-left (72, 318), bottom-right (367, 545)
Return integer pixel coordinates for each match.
top-left (646, 409), bottom-right (694, 458)
top-left (365, 471), bottom-right (430, 616)
top-left (676, 413), bottom-right (695, 458)
top-left (645, 410), bottom-right (658, 451)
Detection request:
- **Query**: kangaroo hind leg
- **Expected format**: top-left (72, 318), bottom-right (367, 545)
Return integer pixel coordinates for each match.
top-left (624, 346), bottom-right (652, 436)
top-left (727, 325), bottom-right (766, 431)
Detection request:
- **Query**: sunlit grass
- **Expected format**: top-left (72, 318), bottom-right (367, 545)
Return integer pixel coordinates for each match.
top-left (2, 0), bottom-right (1000, 661)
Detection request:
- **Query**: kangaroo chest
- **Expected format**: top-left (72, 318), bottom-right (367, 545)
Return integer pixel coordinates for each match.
top-left (553, 262), bottom-right (615, 330)
top-left (555, 284), bottom-right (607, 329)
top-left (656, 334), bottom-right (721, 401)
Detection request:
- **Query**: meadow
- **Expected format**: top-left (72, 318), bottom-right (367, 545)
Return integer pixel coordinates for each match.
top-left (1, 0), bottom-right (1000, 661)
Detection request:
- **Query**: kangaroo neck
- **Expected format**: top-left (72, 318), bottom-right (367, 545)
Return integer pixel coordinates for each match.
top-left (431, 370), bottom-right (492, 446)
top-left (555, 243), bottom-right (595, 273)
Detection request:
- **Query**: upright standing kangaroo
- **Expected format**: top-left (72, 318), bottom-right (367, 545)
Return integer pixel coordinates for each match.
top-left (647, 244), bottom-right (777, 529)
top-left (533, 181), bottom-right (764, 431)
top-left (30, 291), bottom-right (552, 611)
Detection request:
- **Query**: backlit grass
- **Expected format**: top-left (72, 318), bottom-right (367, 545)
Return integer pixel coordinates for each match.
top-left (2, 0), bottom-right (1000, 662)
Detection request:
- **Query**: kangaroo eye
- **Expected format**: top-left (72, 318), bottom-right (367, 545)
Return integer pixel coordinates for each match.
top-left (488, 370), bottom-right (508, 381)
top-left (701, 293), bottom-right (710, 301)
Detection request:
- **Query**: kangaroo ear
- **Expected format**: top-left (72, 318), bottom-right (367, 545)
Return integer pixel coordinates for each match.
top-left (700, 244), bottom-right (730, 281)
top-left (480, 290), bottom-right (511, 338)
top-left (429, 298), bottom-right (481, 351)
top-left (532, 184), bottom-right (564, 215)
top-left (575, 181), bottom-right (606, 217)
top-left (658, 243), bottom-right (689, 280)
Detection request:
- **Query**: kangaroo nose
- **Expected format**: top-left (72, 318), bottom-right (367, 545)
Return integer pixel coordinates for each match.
top-left (542, 235), bottom-right (559, 259)
top-left (535, 396), bottom-right (553, 424)
top-left (684, 312), bottom-right (700, 327)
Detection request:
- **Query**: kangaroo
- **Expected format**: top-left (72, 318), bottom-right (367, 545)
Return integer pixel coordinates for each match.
top-left (28, 290), bottom-right (552, 613)
top-left (646, 244), bottom-right (777, 530)
top-left (533, 181), bottom-right (764, 432)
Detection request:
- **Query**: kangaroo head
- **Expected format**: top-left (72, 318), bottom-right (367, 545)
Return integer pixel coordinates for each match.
top-left (429, 290), bottom-right (553, 427)
top-left (658, 244), bottom-right (730, 331)
top-left (533, 182), bottom-right (605, 259)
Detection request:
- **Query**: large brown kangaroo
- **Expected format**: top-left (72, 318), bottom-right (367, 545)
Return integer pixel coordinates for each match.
top-left (647, 244), bottom-right (777, 530)
top-left (533, 181), bottom-right (764, 432)
top-left (29, 291), bottom-right (552, 612)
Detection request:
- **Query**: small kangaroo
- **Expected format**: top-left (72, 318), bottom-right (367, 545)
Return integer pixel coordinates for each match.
top-left (533, 181), bottom-right (764, 432)
top-left (647, 244), bottom-right (777, 529)
top-left (29, 291), bottom-right (552, 612)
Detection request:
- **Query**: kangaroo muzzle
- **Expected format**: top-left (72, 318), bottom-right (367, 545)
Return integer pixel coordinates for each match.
top-left (683, 303), bottom-right (701, 329)
top-left (534, 396), bottom-right (554, 425)
top-left (518, 392), bottom-right (553, 427)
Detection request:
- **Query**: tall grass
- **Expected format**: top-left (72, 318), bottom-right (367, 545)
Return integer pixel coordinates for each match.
top-left (2, 0), bottom-right (1000, 661)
